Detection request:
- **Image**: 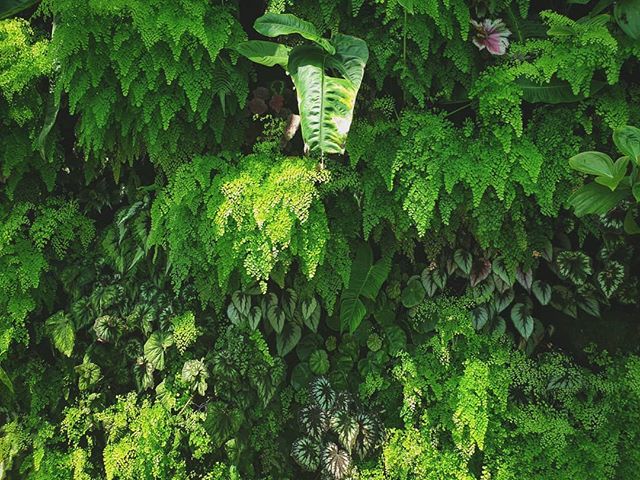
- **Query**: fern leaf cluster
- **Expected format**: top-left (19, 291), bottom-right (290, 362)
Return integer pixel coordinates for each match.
top-left (44, 0), bottom-right (249, 171)
top-left (150, 151), bottom-right (331, 302)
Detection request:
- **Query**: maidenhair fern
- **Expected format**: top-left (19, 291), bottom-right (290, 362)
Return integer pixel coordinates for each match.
top-left (44, 0), bottom-right (249, 172)
top-left (150, 148), bottom-right (331, 304)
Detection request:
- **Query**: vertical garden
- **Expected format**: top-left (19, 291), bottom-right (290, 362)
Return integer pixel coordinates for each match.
top-left (1, 0), bottom-right (640, 478)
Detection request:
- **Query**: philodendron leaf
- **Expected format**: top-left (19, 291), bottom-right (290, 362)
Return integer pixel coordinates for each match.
top-left (288, 34), bottom-right (368, 155)
top-left (568, 182), bottom-right (629, 216)
top-left (511, 303), bottom-right (534, 340)
top-left (236, 40), bottom-right (290, 68)
top-left (254, 13), bottom-right (335, 54)
top-left (45, 311), bottom-right (75, 357)
top-left (613, 125), bottom-right (640, 163)
top-left (532, 280), bottom-right (552, 305)
top-left (569, 151), bottom-right (615, 177)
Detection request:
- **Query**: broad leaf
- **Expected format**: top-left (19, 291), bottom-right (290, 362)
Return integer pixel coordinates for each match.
top-left (45, 312), bottom-right (75, 357)
top-left (471, 306), bottom-right (489, 331)
top-left (597, 261), bottom-right (624, 297)
top-left (144, 331), bottom-right (174, 370)
top-left (594, 157), bottom-right (629, 191)
top-left (322, 442), bottom-right (351, 480)
top-left (276, 322), bottom-right (301, 356)
top-left (516, 267), bottom-right (533, 292)
top-left (624, 209), bottom-right (640, 234)
top-left (301, 297), bottom-right (321, 332)
top-left (614, 0), bottom-right (640, 39)
top-left (292, 436), bottom-right (321, 471)
top-left (470, 259), bottom-right (492, 287)
top-left (254, 13), bottom-right (335, 54)
top-left (569, 151), bottom-right (615, 177)
top-left (267, 305), bottom-right (285, 334)
top-left (401, 276), bottom-right (426, 307)
top-left (453, 249), bottom-right (472, 275)
top-left (532, 280), bottom-right (552, 305)
top-left (288, 34), bottom-right (368, 155)
top-left (511, 303), bottom-right (534, 340)
top-left (340, 245), bottom-right (390, 333)
top-left (613, 125), bottom-right (640, 163)
top-left (494, 289), bottom-right (515, 313)
top-left (568, 182), bottom-right (629, 216)
top-left (557, 251), bottom-right (592, 284)
top-left (236, 40), bottom-right (290, 68)
top-left (309, 349), bottom-right (330, 375)
top-left (385, 325), bottom-right (407, 356)
top-left (492, 257), bottom-right (514, 285)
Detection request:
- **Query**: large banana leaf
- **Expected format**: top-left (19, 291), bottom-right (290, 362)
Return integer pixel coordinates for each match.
top-left (288, 34), bottom-right (368, 155)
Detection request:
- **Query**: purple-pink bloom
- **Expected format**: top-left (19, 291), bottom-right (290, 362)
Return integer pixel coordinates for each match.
top-left (470, 18), bottom-right (511, 56)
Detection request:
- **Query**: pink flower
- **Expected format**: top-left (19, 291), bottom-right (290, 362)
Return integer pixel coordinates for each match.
top-left (470, 18), bottom-right (511, 56)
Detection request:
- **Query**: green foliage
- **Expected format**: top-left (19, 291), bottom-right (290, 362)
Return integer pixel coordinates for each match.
top-left (0, 200), bottom-right (93, 354)
top-left (150, 149), bottom-right (331, 302)
top-left (1, 2), bottom-right (640, 479)
top-left (239, 13), bottom-right (369, 157)
top-left (44, 0), bottom-right (249, 171)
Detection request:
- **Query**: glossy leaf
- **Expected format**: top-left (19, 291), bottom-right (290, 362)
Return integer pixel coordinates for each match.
top-left (144, 331), bottom-right (174, 371)
top-left (454, 249), bottom-right (472, 275)
top-left (511, 303), bottom-right (534, 340)
top-left (276, 322), bottom-right (302, 357)
top-left (340, 245), bottom-right (390, 333)
top-left (254, 13), bottom-right (335, 54)
top-left (236, 40), bottom-right (290, 68)
top-left (532, 280), bottom-right (552, 305)
top-left (568, 182), bottom-right (629, 216)
top-left (613, 125), bottom-right (640, 163)
top-left (288, 34), bottom-right (368, 155)
top-left (45, 312), bottom-right (75, 357)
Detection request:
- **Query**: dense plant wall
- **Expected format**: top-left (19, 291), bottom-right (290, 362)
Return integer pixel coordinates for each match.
top-left (1, 0), bottom-right (639, 479)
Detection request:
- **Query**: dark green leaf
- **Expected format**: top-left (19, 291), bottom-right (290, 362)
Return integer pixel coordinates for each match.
top-left (511, 303), bottom-right (534, 340)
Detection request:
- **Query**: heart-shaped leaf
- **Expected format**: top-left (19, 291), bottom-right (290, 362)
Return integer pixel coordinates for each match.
top-left (532, 280), bottom-right (552, 305)
top-left (511, 303), bottom-right (534, 340)
top-left (401, 276), bottom-right (426, 307)
top-left (454, 249), bottom-right (472, 275)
